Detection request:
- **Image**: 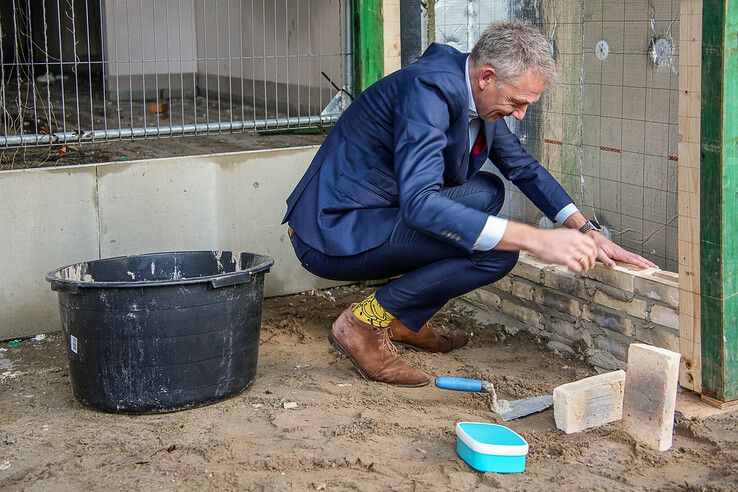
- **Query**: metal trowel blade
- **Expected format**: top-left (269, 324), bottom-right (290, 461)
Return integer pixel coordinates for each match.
top-left (495, 394), bottom-right (554, 421)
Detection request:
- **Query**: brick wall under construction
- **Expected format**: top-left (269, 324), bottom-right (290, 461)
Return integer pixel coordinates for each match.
top-left (459, 253), bottom-right (679, 374)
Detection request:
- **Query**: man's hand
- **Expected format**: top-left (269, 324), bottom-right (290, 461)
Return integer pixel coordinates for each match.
top-left (562, 211), bottom-right (659, 270)
top-left (526, 228), bottom-right (598, 272)
top-left (496, 222), bottom-right (598, 272)
top-left (587, 231), bottom-right (658, 270)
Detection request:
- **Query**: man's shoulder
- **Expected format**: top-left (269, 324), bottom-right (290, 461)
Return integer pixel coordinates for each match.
top-left (401, 44), bottom-right (467, 89)
top-left (416, 43), bottom-right (467, 71)
top-left (423, 42), bottom-right (466, 58)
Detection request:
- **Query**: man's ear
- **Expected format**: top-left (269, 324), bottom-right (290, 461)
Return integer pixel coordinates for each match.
top-left (478, 65), bottom-right (497, 91)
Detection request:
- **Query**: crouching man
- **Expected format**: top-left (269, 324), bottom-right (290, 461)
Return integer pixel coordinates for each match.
top-left (283, 21), bottom-right (655, 387)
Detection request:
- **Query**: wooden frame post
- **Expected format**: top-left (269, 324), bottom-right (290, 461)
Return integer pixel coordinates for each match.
top-left (699, 0), bottom-right (738, 404)
top-left (352, 0), bottom-right (384, 94)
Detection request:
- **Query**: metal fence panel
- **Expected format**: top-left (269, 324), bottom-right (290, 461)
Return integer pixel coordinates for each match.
top-left (0, 0), bottom-right (350, 148)
top-left (434, 0), bottom-right (680, 270)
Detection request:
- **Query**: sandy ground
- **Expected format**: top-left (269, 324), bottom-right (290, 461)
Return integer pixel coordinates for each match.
top-left (1, 285), bottom-right (737, 491)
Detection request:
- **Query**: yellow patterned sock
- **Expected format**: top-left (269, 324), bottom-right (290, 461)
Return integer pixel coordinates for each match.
top-left (352, 293), bottom-right (396, 327)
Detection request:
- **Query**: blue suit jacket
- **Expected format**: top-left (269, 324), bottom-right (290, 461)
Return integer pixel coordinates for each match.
top-left (284, 43), bottom-right (573, 256)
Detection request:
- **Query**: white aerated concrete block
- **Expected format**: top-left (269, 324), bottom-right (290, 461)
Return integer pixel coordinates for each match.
top-left (553, 370), bottom-right (626, 433)
top-left (622, 343), bottom-right (681, 451)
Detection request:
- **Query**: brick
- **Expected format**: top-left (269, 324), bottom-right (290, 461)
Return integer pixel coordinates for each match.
top-left (510, 279), bottom-right (535, 301)
top-left (653, 326), bottom-right (681, 352)
top-left (510, 260), bottom-right (543, 283)
top-left (582, 304), bottom-right (636, 336)
top-left (587, 280), bottom-right (634, 302)
top-left (541, 330), bottom-right (574, 346)
top-left (649, 305), bottom-right (679, 330)
top-left (543, 266), bottom-right (582, 295)
top-left (635, 324), bottom-right (654, 345)
top-left (622, 344), bottom-right (681, 451)
top-left (500, 299), bottom-right (543, 330)
top-left (539, 288), bottom-right (582, 317)
top-left (594, 334), bottom-right (630, 362)
top-left (492, 276), bottom-right (512, 293)
top-left (634, 275), bottom-right (679, 309)
top-left (545, 317), bottom-right (593, 347)
top-left (547, 340), bottom-right (576, 356)
top-left (553, 370), bottom-right (626, 434)
top-left (462, 288), bottom-right (501, 310)
top-left (635, 325), bottom-right (679, 353)
top-left (650, 326), bottom-right (680, 353)
top-left (582, 263), bottom-right (639, 292)
top-left (652, 270), bottom-right (678, 282)
top-left (533, 287), bottom-right (543, 304)
top-left (593, 290), bottom-right (649, 319)
top-left (586, 349), bottom-right (627, 372)
top-left (518, 252), bottom-right (550, 270)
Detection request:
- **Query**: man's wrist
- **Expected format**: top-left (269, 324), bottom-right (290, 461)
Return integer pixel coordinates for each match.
top-left (578, 220), bottom-right (601, 235)
top-left (562, 211), bottom-right (589, 230)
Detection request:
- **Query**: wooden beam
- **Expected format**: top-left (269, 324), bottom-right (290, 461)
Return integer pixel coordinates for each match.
top-left (677, 0), bottom-right (703, 394)
top-left (700, 0), bottom-right (738, 403)
top-left (352, 0), bottom-right (384, 94)
top-left (382, 0), bottom-right (401, 75)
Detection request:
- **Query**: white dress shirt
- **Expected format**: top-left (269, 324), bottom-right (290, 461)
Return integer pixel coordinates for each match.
top-left (465, 56), bottom-right (579, 251)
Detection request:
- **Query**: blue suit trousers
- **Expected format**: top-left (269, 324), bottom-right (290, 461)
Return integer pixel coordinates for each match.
top-left (289, 171), bottom-right (519, 331)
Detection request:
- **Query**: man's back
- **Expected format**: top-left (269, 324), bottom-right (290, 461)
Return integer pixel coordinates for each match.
top-left (284, 44), bottom-right (484, 256)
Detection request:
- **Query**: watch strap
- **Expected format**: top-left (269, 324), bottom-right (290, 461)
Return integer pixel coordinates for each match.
top-left (579, 221), bottom-right (598, 234)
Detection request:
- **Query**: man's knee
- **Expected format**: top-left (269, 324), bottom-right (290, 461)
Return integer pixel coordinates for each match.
top-left (443, 171), bottom-right (506, 214)
top-left (474, 171), bottom-right (505, 215)
top-left (472, 249), bottom-right (520, 281)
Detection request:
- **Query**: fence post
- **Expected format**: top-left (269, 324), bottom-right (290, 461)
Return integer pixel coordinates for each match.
top-left (400, 0), bottom-right (423, 67)
top-left (352, 0), bottom-right (384, 94)
top-left (700, 0), bottom-right (738, 405)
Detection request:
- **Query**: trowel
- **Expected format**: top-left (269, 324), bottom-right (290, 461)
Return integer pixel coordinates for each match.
top-left (435, 376), bottom-right (553, 421)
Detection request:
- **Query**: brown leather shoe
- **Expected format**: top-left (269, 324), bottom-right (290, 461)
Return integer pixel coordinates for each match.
top-left (328, 307), bottom-right (430, 387)
top-left (388, 319), bottom-right (468, 353)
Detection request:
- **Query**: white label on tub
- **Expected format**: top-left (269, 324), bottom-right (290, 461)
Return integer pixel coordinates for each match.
top-left (70, 335), bottom-right (78, 354)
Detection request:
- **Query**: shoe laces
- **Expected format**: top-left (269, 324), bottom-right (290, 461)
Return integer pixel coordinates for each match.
top-left (377, 327), bottom-right (398, 356)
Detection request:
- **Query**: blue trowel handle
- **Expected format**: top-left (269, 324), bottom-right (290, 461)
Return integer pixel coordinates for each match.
top-left (435, 376), bottom-right (485, 392)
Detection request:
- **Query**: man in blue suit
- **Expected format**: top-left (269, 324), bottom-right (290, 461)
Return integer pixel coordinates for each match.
top-left (284, 21), bottom-right (656, 387)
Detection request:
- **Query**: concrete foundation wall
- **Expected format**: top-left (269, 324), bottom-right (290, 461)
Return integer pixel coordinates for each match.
top-left (0, 146), bottom-right (338, 341)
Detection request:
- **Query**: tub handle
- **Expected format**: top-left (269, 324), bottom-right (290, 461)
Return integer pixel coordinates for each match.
top-left (48, 280), bottom-right (81, 294)
top-left (209, 271), bottom-right (252, 289)
top-left (210, 258), bottom-right (274, 288)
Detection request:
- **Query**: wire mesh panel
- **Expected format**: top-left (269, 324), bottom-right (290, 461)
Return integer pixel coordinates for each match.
top-left (0, 0), bottom-right (350, 148)
top-left (434, 0), bottom-right (679, 271)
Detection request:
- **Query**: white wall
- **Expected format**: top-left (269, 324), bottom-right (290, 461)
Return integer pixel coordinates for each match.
top-left (194, 0), bottom-right (343, 85)
top-left (193, 0), bottom-right (344, 113)
top-left (102, 0), bottom-right (198, 100)
top-left (102, 0), bottom-right (198, 76)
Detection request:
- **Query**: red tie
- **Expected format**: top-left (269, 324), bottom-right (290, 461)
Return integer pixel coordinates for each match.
top-left (471, 126), bottom-right (487, 158)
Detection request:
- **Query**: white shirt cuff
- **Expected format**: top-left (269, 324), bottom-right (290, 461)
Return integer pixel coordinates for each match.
top-left (555, 203), bottom-right (579, 224)
top-left (473, 216), bottom-right (509, 251)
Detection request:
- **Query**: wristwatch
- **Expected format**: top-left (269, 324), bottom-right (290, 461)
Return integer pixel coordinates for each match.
top-left (579, 220), bottom-right (600, 234)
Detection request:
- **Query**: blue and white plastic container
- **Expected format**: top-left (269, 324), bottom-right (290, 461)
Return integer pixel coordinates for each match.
top-left (455, 422), bottom-right (529, 473)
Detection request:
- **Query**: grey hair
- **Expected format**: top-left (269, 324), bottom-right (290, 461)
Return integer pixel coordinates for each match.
top-left (470, 20), bottom-right (558, 85)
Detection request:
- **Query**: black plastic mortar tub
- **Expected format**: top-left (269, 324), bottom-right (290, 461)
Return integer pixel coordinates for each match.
top-left (46, 251), bottom-right (274, 414)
